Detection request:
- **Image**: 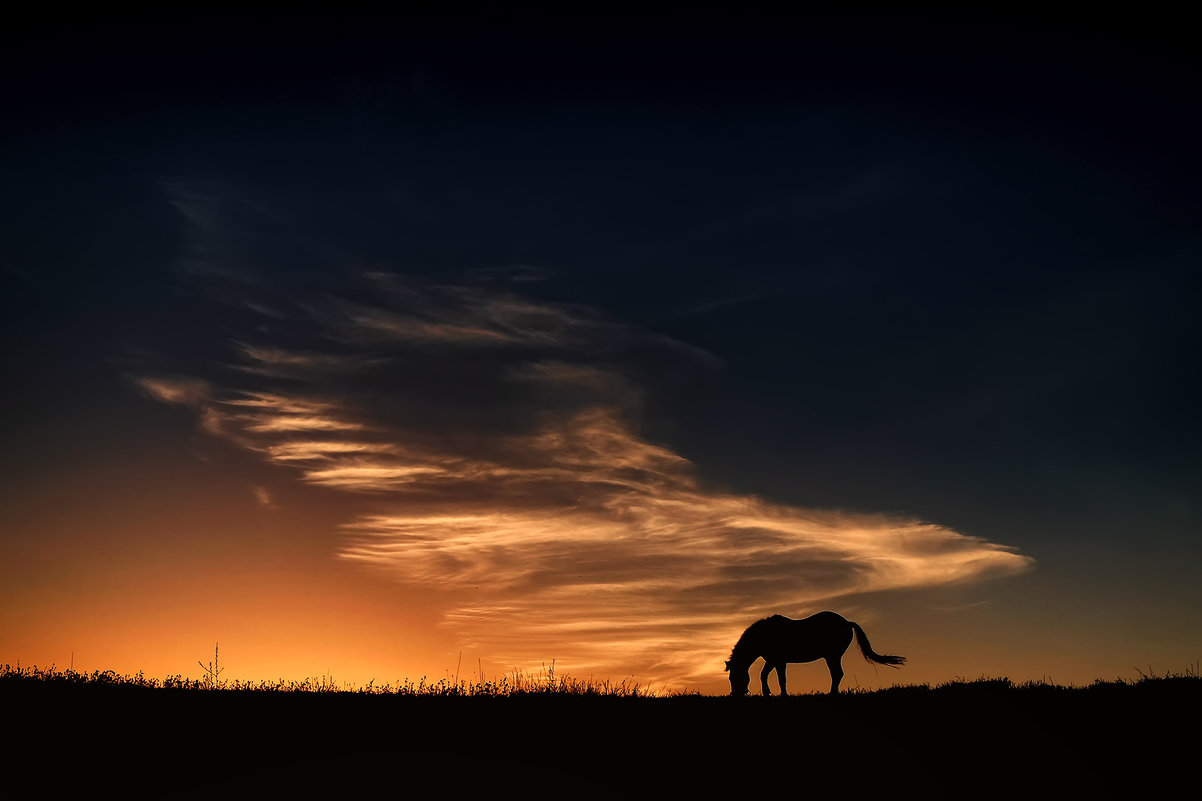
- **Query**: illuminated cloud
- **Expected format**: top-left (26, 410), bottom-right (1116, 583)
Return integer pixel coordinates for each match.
top-left (137, 207), bottom-right (1033, 686)
top-left (133, 376), bottom-right (212, 408)
top-left (252, 486), bottom-right (277, 510)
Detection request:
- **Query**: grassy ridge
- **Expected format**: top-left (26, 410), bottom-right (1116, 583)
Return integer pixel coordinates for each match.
top-left (4, 664), bottom-right (1198, 798)
top-left (1, 659), bottom-right (652, 696)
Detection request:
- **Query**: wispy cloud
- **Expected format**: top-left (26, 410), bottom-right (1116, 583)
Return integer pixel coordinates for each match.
top-left (252, 486), bottom-right (278, 510)
top-left (133, 376), bottom-right (212, 408)
top-left (138, 190), bottom-right (1033, 686)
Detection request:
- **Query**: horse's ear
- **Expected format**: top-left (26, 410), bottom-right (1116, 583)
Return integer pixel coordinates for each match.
top-left (724, 660), bottom-right (731, 672)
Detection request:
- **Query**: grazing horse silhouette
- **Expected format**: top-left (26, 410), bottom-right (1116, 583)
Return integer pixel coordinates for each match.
top-left (725, 611), bottom-right (905, 695)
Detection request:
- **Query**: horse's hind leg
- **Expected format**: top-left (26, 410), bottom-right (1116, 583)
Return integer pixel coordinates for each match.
top-left (777, 664), bottom-right (788, 696)
top-left (759, 661), bottom-right (774, 696)
top-left (825, 656), bottom-right (844, 695)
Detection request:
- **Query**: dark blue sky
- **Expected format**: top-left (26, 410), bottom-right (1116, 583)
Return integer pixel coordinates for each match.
top-left (3, 9), bottom-right (1199, 686)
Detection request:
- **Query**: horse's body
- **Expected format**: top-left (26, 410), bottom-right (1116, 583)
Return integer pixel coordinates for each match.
top-left (724, 611), bottom-right (905, 695)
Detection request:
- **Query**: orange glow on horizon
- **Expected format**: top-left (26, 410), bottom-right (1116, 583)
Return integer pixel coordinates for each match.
top-left (56, 266), bottom-right (1040, 693)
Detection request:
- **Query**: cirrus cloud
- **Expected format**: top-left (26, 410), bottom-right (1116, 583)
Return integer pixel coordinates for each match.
top-left (136, 189), bottom-right (1033, 687)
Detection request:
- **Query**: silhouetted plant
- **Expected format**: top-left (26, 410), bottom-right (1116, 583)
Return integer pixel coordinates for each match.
top-left (197, 643), bottom-right (225, 690)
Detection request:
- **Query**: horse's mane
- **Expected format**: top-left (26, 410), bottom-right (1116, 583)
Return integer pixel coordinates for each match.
top-left (728, 615), bottom-right (782, 664)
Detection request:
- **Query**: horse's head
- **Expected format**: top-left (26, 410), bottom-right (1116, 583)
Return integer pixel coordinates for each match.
top-left (724, 659), bottom-right (750, 696)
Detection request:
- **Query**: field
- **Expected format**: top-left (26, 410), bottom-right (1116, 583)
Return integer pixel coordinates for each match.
top-left (4, 664), bottom-right (1197, 798)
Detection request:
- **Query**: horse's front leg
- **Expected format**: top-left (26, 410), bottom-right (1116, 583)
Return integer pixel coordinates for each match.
top-left (760, 661), bottom-right (774, 696)
top-left (777, 663), bottom-right (788, 696)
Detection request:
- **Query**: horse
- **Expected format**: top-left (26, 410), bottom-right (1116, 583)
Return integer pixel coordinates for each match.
top-left (724, 611), bottom-right (905, 696)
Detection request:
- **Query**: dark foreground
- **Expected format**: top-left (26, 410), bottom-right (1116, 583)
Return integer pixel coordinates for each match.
top-left (5, 675), bottom-right (1198, 798)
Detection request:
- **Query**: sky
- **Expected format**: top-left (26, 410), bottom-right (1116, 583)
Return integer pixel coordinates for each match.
top-left (2, 9), bottom-right (1199, 694)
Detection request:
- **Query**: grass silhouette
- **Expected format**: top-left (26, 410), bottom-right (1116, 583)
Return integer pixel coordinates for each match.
top-left (1, 656), bottom-right (657, 696)
top-left (4, 658), bottom-right (1196, 696)
top-left (4, 659), bottom-right (1198, 798)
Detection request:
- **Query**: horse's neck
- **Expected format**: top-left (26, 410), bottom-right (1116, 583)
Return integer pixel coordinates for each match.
top-left (731, 640), bottom-right (760, 666)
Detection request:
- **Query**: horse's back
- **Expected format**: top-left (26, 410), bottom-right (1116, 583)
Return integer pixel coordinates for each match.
top-left (808, 610), bottom-right (850, 627)
top-left (762, 611), bottom-right (849, 629)
top-left (756, 611), bottom-right (853, 663)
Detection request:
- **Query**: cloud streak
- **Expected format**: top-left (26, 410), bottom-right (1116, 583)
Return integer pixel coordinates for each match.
top-left (137, 203), bottom-right (1032, 686)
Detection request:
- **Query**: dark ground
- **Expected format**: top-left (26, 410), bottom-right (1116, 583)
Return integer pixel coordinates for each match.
top-left (4, 675), bottom-right (1198, 797)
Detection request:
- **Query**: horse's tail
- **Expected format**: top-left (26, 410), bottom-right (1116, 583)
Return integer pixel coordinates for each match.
top-left (850, 622), bottom-right (906, 667)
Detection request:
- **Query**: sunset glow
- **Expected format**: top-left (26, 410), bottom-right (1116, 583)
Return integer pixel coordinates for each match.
top-left (129, 227), bottom-right (1033, 688)
top-left (4, 10), bottom-right (1198, 697)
